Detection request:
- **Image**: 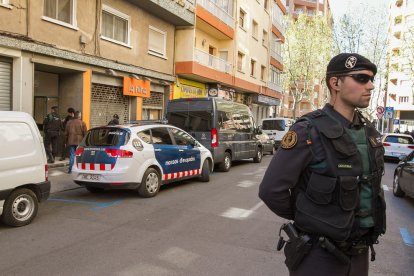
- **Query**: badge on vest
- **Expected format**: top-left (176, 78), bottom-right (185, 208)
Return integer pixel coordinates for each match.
top-left (281, 131), bottom-right (298, 149)
top-left (338, 164), bottom-right (352, 169)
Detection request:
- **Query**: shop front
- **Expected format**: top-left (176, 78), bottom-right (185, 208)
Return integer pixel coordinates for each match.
top-left (251, 94), bottom-right (281, 123)
top-left (172, 78), bottom-right (207, 99)
top-left (0, 57), bottom-right (12, 111)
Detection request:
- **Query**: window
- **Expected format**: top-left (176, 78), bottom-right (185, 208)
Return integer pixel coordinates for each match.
top-left (250, 59), bottom-right (256, 77)
top-left (399, 96), bottom-right (409, 103)
top-left (237, 52), bottom-right (244, 71)
top-left (252, 20), bottom-right (258, 39)
top-left (239, 9), bottom-right (246, 28)
top-left (137, 130), bottom-right (152, 144)
top-left (261, 65), bottom-right (266, 81)
top-left (43, 0), bottom-right (76, 27)
top-left (101, 5), bottom-right (130, 46)
top-left (170, 128), bottom-right (195, 146)
top-left (150, 128), bottom-right (173, 145)
top-left (148, 26), bottom-right (167, 58)
top-left (262, 30), bottom-right (268, 46)
top-left (264, 0), bottom-right (269, 10)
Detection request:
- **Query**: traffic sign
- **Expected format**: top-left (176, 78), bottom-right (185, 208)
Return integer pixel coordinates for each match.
top-left (376, 106), bottom-right (385, 114)
top-left (376, 113), bottom-right (384, 120)
top-left (385, 107), bottom-right (394, 119)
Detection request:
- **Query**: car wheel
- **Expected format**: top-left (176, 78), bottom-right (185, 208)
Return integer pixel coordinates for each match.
top-left (199, 160), bottom-right (210, 182)
top-left (253, 147), bottom-right (263, 163)
top-left (270, 146), bottom-right (276, 155)
top-left (219, 152), bottom-right (231, 172)
top-left (1, 188), bottom-right (38, 227)
top-left (393, 173), bottom-right (405, 197)
top-left (86, 186), bottom-right (104, 193)
top-left (139, 168), bottom-right (161, 198)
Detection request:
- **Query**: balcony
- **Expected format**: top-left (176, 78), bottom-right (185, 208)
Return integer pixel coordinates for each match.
top-left (126, 0), bottom-right (195, 26)
top-left (268, 81), bottom-right (283, 93)
top-left (272, 16), bottom-right (285, 34)
top-left (197, 0), bottom-right (235, 27)
top-left (194, 48), bottom-right (232, 73)
top-left (271, 48), bottom-right (283, 64)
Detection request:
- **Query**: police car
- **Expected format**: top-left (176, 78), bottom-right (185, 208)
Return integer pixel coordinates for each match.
top-left (71, 122), bottom-right (213, 197)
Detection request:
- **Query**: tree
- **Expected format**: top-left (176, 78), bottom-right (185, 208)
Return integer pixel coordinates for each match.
top-left (283, 14), bottom-right (333, 119)
top-left (333, 4), bottom-right (388, 121)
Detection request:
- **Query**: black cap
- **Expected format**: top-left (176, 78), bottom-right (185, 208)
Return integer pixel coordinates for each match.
top-left (326, 53), bottom-right (377, 75)
top-left (67, 107), bottom-right (75, 113)
top-left (51, 106), bottom-right (58, 110)
top-left (113, 114), bottom-right (119, 119)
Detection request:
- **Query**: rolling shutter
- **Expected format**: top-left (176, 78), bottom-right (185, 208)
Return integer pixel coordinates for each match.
top-left (0, 60), bottom-right (11, 111)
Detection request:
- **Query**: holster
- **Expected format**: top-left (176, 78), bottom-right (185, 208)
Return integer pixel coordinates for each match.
top-left (283, 234), bottom-right (312, 271)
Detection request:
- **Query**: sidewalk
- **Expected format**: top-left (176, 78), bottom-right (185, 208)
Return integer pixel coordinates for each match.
top-left (48, 159), bottom-right (70, 169)
top-left (48, 160), bottom-right (81, 194)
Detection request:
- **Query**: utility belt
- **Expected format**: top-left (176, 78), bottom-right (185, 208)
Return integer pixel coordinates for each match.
top-left (277, 223), bottom-right (377, 271)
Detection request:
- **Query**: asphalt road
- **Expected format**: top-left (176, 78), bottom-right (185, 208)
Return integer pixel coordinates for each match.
top-left (0, 156), bottom-right (413, 275)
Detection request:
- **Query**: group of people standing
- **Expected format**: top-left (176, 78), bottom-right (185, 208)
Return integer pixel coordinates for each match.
top-left (43, 106), bottom-right (87, 173)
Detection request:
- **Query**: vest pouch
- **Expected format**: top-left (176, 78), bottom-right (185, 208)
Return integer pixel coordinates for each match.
top-left (295, 193), bottom-right (354, 242)
top-left (339, 176), bottom-right (359, 211)
top-left (306, 173), bottom-right (336, 204)
top-left (320, 128), bottom-right (358, 159)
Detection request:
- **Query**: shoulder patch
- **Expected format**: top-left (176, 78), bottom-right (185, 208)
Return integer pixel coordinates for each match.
top-left (281, 131), bottom-right (298, 149)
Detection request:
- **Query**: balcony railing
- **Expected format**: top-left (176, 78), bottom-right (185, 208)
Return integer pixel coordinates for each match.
top-left (272, 16), bottom-right (285, 34)
top-left (197, 0), bottom-right (235, 27)
top-left (271, 48), bottom-right (283, 63)
top-left (194, 48), bottom-right (232, 73)
top-left (268, 81), bottom-right (283, 93)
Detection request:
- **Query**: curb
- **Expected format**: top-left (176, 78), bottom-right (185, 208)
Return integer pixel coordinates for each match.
top-left (48, 161), bottom-right (69, 169)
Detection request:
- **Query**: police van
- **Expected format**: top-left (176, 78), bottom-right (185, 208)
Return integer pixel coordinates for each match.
top-left (166, 98), bottom-right (263, 172)
top-left (71, 123), bottom-right (213, 197)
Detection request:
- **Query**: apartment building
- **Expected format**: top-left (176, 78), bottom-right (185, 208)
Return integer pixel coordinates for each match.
top-left (281, 0), bottom-right (331, 118)
top-left (0, 0), bottom-right (194, 128)
top-left (174, 0), bottom-right (286, 123)
top-left (386, 0), bottom-right (414, 132)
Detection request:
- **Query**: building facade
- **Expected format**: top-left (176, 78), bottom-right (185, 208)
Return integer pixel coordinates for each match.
top-left (386, 0), bottom-right (414, 133)
top-left (174, 0), bottom-right (286, 124)
top-left (0, 0), bottom-right (195, 129)
top-left (281, 0), bottom-right (331, 118)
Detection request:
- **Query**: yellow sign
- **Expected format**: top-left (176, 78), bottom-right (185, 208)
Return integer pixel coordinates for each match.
top-left (123, 77), bottom-right (150, 98)
top-left (173, 78), bottom-right (206, 99)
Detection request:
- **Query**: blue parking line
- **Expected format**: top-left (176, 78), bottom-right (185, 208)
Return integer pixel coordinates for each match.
top-left (399, 228), bottom-right (414, 247)
top-left (48, 198), bottom-right (123, 211)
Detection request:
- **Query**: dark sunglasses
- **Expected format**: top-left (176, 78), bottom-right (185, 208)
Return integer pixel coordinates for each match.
top-left (338, 74), bottom-right (375, 84)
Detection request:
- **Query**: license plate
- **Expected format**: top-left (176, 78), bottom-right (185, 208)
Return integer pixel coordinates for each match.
top-left (82, 174), bottom-right (100, 181)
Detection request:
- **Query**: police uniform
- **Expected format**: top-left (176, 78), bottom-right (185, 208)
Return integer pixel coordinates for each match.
top-left (43, 106), bottom-right (63, 163)
top-left (259, 54), bottom-right (386, 276)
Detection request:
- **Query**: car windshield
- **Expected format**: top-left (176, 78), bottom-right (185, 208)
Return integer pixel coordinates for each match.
top-left (81, 127), bottom-right (130, 146)
top-left (385, 135), bottom-right (414, 144)
top-left (262, 120), bottom-right (285, 131)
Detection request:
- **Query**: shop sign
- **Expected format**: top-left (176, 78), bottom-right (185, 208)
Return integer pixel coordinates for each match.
top-left (123, 77), bottom-right (150, 98)
top-left (180, 84), bottom-right (205, 98)
top-left (253, 94), bottom-right (280, 106)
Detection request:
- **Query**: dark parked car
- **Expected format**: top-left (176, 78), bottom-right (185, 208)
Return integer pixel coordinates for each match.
top-left (256, 133), bottom-right (275, 155)
top-left (393, 150), bottom-right (414, 199)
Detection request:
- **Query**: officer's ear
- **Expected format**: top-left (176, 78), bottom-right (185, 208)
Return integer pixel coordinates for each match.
top-left (329, 76), bottom-right (340, 91)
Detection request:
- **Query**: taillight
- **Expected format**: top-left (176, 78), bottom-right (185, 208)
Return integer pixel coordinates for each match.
top-left (75, 147), bottom-right (85, 157)
top-left (105, 148), bottom-right (133, 158)
top-left (383, 143), bottom-right (391, 146)
top-left (211, 128), bottom-right (218, 148)
top-left (45, 164), bottom-right (49, 181)
top-left (408, 145), bottom-right (414, 149)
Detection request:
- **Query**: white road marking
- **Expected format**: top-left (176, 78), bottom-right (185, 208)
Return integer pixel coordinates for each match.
top-left (382, 185), bottom-right (389, 191)
top-left (159, 247), bottom-right (199, 268)
top-left (49, 170), bottom-right (64, 176)
top-left (237, 180), bottom-right (256, 188)
top-left (220, 202), bottom-right (264, 220)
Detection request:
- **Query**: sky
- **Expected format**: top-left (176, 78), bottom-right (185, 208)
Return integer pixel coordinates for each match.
top-left (329, 0), bottom-right (391, 20)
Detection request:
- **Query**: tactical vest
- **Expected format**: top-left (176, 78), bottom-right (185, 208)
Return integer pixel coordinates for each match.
top-left (293, 110), bottom-right (386, 242)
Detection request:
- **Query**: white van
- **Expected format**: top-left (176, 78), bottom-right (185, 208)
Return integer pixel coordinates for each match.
top-left (260, 117), bottom-right (295, 148)
top-left (0, 111), bottom-right (50, 227)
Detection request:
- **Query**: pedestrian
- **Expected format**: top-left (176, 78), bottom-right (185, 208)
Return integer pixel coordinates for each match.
top-left (65, 111), bottom-right (87, 174)
top-left (259, 53), bottom-right (386, 276)
top-left (59, 107), bottom-right (75, 161)
top-left (403, 130), bottom-right (410, 135)
top-left (394, 128), bottom-right (400, 133)
top-left (108, 114), bottom-right (120, 125)
top-left (43, 105), bottom-right (63, 163)
top-left (410, 129), bottom-right (414, 139)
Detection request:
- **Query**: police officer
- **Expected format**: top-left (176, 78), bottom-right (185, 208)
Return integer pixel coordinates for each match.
top-left (259, 53), bottom-right (386, 276)
top-left (43, 106), bottom-right (63, 163)
top-left (108, 114), bottom-right (120, 125)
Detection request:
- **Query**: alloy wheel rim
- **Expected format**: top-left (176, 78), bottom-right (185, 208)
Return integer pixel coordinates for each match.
top-left (12, 195), bottom-right (34, 221)
top-left (146, 172), bottom-right (159, 193)
top-left (393, 175), bottom-right (399, 193)
top-left (225, 156), bottom-right (230, 169)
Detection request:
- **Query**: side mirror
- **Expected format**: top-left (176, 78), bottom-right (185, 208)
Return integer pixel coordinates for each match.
top-left (398, 155), bottom-right (407, 161)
